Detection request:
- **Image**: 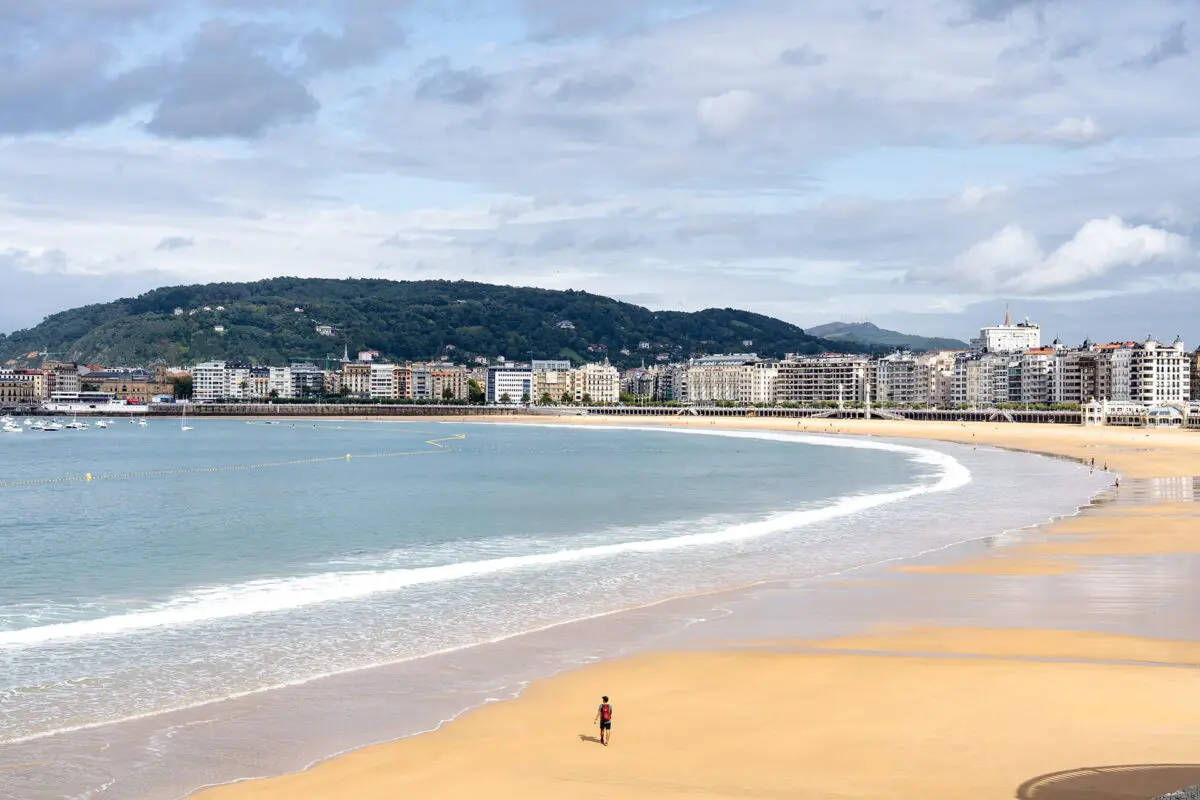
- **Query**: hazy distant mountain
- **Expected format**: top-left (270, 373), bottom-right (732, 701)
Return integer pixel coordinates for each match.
top-left (805, 321), bottom-right (968, 352)
top-left (0, 277), bottom-right (868, 369)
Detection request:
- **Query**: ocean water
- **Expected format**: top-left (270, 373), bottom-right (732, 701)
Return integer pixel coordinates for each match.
top-left (0, 420), bottom-right (1110, 799)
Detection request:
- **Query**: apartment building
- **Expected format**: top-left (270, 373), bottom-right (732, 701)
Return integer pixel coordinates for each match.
top-left (0, 372), bottom-right (35, 406)
top-left (1192, 348), bottom-right (1200, 404)
top-left (367, 363), bottom-right (412, 400)
top-left (192, 361), bottom-right (229, 401)
top-left (655, 363), bottom-right (688, 403)
top-left (533, 368), bottom-right (574, 402)
top-left (1019, 347), bottom-right (1055, 405)
top-left (776, 354), bottom-right (874, 404)
top-left (43, 362), bottom-right (81, 396)
top-left (342, 363), bottom-right (371, 398)
top-left (1095, 343), bottom-right (1135, 401)
top-left (487, 365), bottom-right (532, 403)
top-left (875, 352), bottom-right (918, 404)
top-left (323, 370), bottom-right (343, 396)
top-left (685, 355), bottom-right (777, 405)
top-left (915, 351), bottom-right (957, 406)
top-left (289, 363), bottom-right (325, 398)
top-left (621, 368), bottom-right (658, 398)
top-left (571, 361), bottom-right (621, 404)
top-left (411, 364), bottom-right (469, 401)
top-left (1129, 338), bottom-right (1190, 403)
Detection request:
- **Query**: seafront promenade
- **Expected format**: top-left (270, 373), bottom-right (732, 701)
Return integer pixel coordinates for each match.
top-left (194, 415), bottom-right (1200, 800)
top-left (145, 402), bottom-right (1086, 423)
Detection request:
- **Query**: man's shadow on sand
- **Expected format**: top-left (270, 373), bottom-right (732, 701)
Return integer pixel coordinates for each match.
top-left (1017, 764), bottom-right (1200, 799)
top-left (578, 734), bottom-right (604, 745)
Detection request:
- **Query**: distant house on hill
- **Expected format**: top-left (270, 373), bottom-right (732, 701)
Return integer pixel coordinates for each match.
top-left (315, 324), bottom-right (336, 337)
top-left (557, 320), bottom-right (576, 330)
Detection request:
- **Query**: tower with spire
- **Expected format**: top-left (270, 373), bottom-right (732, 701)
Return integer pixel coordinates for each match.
top-left (971, 304), bottom-right (1041, 353)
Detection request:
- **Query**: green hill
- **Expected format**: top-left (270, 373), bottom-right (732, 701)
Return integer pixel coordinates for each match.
top-left (0, 278), bottom-right (866, 369)
top-left (805, 321), bottom-right (968, 352)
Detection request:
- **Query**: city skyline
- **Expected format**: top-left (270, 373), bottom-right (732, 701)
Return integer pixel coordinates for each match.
top-left (2, 1), bottom-right (1198, 343)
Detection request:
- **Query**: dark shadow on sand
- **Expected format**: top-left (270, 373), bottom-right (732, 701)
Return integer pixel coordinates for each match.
top-left (578, 734), bottom-right (603, 745)
top-left (1017, 764), bottom-right (1200, 799)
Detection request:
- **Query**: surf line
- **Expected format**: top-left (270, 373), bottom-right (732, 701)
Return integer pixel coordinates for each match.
top-left (0, 430), bottom-right (964, 650)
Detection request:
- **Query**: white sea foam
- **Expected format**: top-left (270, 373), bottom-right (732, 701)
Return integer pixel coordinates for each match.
top-left (0, 429), bottom-right (969, 649)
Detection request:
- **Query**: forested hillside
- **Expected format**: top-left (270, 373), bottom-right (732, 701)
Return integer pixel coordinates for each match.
top-left (0, 278), bottom-right (862, 368)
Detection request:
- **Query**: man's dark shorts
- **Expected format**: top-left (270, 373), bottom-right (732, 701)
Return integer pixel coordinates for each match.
top-left (600, 720), bottom-right (611, 730)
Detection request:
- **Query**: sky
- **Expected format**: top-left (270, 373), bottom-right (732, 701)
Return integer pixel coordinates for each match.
top-left (2, 0), bottom-right (1198, 345)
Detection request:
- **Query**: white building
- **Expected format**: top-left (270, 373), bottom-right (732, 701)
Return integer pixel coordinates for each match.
top-left (775, 354), bottom-right (874, 404)
top-left (268, 367), bottom-right (293, 399)
top-left (532, 359), bottom-right (572, 373)
top-left (225, 365), bottom-right (253, 400)
top-left (367, 364), bottom-right (400, 398)
top-left (1129, 338), bottom-right (1190, 403)
top-left (570, 362), bottom-right (621, 404)
top-left (685, 354), bottom-right (776, 405)
top-left (875, 352), bottom-right (918, 404)
top-left (1049, 343), bottom-right (1084, 404)
top-left (915, 351), bottom-right (959, 406)
top-left (192, 361), bottom-right (228, 401)
top-left (971, 309), bottom-right (1041, 353)
top-left (951, 352), bottom-right (1015, 406)
top-left (1018, 347), bottom-right (1056, 405)
top-left (487, 366), bottom-right (532, 404)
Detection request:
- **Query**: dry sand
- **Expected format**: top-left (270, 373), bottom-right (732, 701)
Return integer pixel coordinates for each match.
top-left (196, 417), bottom-right (1200, 800)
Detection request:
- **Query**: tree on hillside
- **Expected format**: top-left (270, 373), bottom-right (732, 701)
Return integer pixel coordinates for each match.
top-left (468, 379), bottom-right (485, 404)
top-left (169, 375), bottom-right (193, 399)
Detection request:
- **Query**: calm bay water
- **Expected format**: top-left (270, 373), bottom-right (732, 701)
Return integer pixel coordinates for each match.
top-left (0, 419), bottom-right (1110, 799)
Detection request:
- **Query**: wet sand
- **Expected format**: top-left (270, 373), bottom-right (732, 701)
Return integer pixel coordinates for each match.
top-left (196, 418), bottom-right (1200, 800)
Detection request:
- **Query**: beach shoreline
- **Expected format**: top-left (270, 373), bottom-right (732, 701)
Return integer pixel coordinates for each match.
top-left (184, 416), bottom-right (1200, 800)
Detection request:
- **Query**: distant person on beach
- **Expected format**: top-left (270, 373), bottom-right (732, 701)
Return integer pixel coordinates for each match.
top-left (594, 696), bottom-right (613, 745)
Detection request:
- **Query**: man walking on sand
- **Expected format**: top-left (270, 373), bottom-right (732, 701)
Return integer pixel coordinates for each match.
top-left (594, 696), bottom-right (613, 746)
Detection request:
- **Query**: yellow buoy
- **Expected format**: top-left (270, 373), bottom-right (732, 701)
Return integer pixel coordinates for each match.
top-left (345, 454), bottom-right (352, 460)
top-left (85, 473), bottom-right (92, 481)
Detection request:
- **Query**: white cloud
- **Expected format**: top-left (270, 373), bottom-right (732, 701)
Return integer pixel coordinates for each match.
top-left (947, 216), bottom-right (1190, 293)
top-left (951, 224), bottom-right (1044, 286)
top-left (1047, 115), bottom-right (1101, 144)
top-left (696, 89), bottom-right (761, 139)
top-left (958, 184), bottom-right (1008, 210)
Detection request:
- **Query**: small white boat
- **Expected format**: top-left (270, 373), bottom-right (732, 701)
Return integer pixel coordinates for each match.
top-left (137, 419), bottom-right (148, 427)
top-left (95, 420), bottom-right (109, 429)
top-left (23, 419), bottom-right (35, 426)
top-left (44, 422), bottom-right (63, 431)
top-left (2, 422), bottom-right (23, 434)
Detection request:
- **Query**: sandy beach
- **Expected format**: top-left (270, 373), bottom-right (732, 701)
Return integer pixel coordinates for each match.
top-left (196, 417), bottom-right (1200, 800)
